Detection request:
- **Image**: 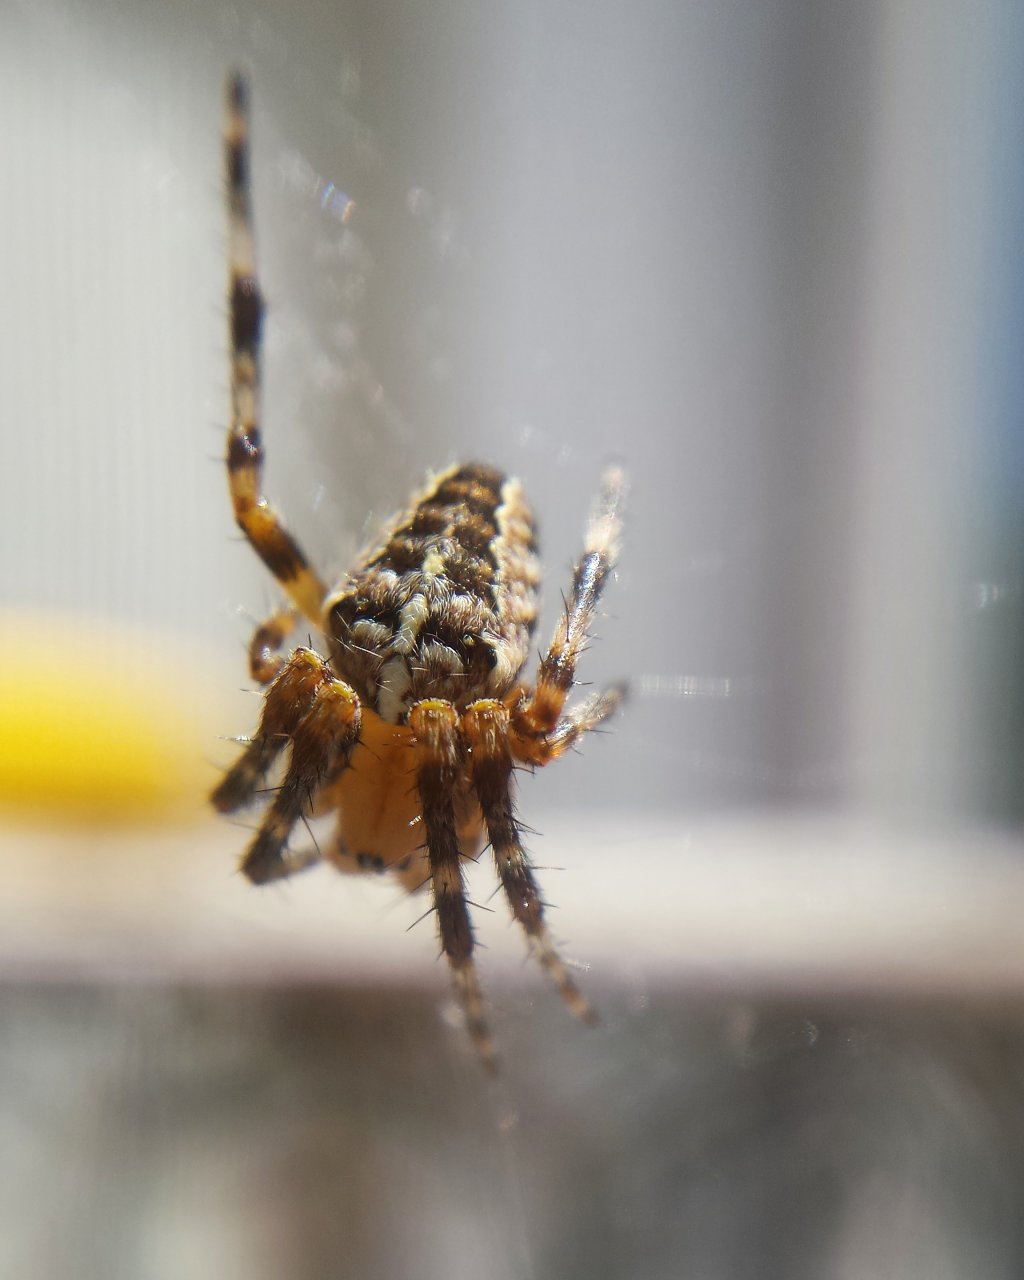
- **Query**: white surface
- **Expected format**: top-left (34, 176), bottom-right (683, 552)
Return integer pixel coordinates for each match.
top-left (4, 812), bottom-right (1023, 996)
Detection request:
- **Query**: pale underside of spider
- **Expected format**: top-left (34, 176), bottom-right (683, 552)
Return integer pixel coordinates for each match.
top-left (212, 73), bottom-right (626, 1072)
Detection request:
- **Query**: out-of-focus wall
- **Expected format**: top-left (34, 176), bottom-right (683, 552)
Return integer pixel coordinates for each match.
top-left (3, 0), bottom-right (1021, 825)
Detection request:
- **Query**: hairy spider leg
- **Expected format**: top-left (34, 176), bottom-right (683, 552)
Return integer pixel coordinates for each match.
top-left (224, 73), bottom-right (327, 625)
top-left (240, 667), bottom-right (362, 884)
top-left (512, 465), bottom-right (627, 757)
top-left (464, 699), bottom-right (596, 1023)
top-left (410, 699), bottom-right (496, 1073)
top-left (539, 684), bottom-right (627, 761)
top-left (247, 603), bottom-right (299, 684)
top-left (212, 646), bottom-right (332, 814)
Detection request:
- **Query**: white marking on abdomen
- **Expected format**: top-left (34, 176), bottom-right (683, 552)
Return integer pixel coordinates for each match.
top-left (377, 655), bottom-right (412, 722)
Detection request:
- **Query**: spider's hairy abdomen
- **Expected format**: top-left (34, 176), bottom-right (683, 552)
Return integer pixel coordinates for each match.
top-left (325, 463), bottom-right (541, 722)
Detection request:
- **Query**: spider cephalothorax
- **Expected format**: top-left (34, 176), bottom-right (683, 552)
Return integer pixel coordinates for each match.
top-left (213, 74), bottom-right (625, 1071)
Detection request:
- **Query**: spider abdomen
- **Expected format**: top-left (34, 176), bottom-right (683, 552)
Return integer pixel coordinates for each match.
top-left (325, 464), bottom-right (541, 722)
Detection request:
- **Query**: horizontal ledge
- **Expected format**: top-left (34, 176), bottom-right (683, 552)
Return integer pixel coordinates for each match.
top-left (1, 811), bottom-right (1022, 995)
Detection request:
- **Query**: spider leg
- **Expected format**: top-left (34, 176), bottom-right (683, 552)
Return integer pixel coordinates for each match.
top-left (526, 683), bottom-right (627, 764)
top-left (519, 465), bottom-right (626, 735)
top-left (211, 647), bottom-right (331, 813)
top-left (248, 603), bottom-right (299, 684)
top-left (224, 73), bottom-right (327, 625)
top-left (464, 701), bottom-right (596, 1023)
top-left (410, 699), bottom-right (496, 1073)
top-left (240, 674), bottom-right (361, 884)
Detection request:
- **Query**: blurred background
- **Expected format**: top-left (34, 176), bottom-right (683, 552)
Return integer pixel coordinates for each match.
top-left (2, 0), bottom-right (1024, 1276)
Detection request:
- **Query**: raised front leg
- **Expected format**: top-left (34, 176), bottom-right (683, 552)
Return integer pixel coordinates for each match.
top-left (224, 74), bottom-right (327, 625)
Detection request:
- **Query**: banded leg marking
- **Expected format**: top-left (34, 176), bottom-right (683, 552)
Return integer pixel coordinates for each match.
top-left (211, 647), bottom-right (329, 814)
top-left (526, 465), bottom-right (627, 732)
top-left (248, 604), bottom-right (299, 684)
top-left (410, 699), bottom-right (495, 1073)
top-left (514, 683), bottom-right (626, 766)
top-left (464, 700), bottom-right (596, 1024)
top-left (224, 73), bottom-right (326, 624)
top-left (240, 672), bottom-right (361, 884)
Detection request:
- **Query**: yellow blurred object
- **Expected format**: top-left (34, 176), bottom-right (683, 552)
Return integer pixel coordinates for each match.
top-left (0, 611), bottom-right (229, 826)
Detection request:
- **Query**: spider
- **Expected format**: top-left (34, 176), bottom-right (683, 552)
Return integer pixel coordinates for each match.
top-left (212, 74), bottom-right (626, 1072)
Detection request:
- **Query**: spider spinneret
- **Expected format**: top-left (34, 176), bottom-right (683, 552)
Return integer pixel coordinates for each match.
top-left (213, 73), bottom-right (626, 1072)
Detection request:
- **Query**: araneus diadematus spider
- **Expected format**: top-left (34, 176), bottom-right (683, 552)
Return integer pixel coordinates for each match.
top-left (212, 74), bottom-right (626, 1072)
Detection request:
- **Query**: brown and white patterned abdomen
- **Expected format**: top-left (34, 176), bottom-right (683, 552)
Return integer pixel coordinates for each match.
top-left (325, 464), bottom-right (540, 722)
